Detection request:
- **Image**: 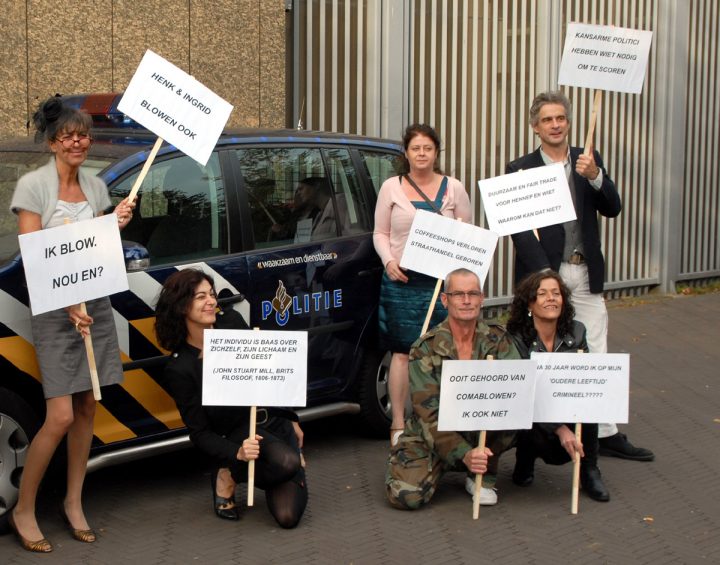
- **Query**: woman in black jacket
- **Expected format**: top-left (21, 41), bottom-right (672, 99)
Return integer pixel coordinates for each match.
top-left (506, 270), bottom-right (609, 502)
top-left (155, 269), bottom-right (307, 527)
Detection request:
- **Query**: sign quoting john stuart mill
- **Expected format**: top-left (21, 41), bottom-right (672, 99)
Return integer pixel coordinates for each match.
top-left (118, 50), bottom-right (233, 165)
top-left (202, 329), bottom-right (307, 407)
top-left (19, 214), bottom-right (128, 315)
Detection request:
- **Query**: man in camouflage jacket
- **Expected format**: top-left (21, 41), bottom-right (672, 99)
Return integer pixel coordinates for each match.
top-left (386, 268), bottom-right (520, 510)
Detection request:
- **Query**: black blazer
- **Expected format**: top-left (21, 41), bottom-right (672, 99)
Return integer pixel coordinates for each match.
top-left (506, 147), bottom-right (621, 294)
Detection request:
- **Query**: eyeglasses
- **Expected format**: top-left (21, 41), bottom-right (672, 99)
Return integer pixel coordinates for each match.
top-left (444, 291), bottom-right (483, 300)
top-left (55, 134), bottom-right (92, 148)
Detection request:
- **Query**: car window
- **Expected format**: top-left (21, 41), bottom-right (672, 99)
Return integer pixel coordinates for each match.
top-left (109, 153), bottom-right (227, 264)
top-left (235, 147), bottom-right (335, 248)
top-left (322, 148), bottom-right (372, 235)
top-left (358, 150), bottom-right (401, 194)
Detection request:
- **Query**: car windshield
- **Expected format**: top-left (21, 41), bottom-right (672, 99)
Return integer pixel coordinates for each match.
top-left (0, 151), bottom-right (114, 264)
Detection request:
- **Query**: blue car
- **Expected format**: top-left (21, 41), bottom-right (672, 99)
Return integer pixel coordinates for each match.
top-left (0, 94), bottom-right (402, 522)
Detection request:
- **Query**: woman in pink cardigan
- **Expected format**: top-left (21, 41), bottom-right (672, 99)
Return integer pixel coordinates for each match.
top-left (373, 124), bottom-right (471, 444)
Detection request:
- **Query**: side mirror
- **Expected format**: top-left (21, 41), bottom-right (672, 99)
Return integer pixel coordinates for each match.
top-left (123, 240), bottom-right (150, 271)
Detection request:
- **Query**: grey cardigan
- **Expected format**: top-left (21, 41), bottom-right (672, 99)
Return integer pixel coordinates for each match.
top-left (10, 157), bottom-right (111, 226)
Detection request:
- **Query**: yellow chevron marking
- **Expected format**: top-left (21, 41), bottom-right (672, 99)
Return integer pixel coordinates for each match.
top-left (94, 402), bottom-right (136, 442)
top-left (0, 336), bottom-right (41, 381)
top-left (120, 368), bottom-right (184, 430)
top-left (130, 317), bottom-right (167, 353)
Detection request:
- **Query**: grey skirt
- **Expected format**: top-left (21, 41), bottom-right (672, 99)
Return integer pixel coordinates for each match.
top-left (31, 296), bottom-right (124, 398)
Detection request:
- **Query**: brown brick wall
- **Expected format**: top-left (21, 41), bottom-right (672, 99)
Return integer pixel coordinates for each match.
top-left (0, 0), bottom-right (287, 139)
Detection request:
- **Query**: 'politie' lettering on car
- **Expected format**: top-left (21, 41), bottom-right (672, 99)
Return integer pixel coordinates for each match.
top-left (262, 280), bottom-right (343, 326)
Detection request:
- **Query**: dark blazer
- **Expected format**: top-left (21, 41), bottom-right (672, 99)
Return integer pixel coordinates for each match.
top-left (506, 147), bottom-right (621, 294)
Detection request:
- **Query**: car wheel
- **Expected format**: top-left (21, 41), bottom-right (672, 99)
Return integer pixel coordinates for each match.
top-left (357, 349), bottom-right (392, 437)
top-left (0, 388), bottom-right (40, 530)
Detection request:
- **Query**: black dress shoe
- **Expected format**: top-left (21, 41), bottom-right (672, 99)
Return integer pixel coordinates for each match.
top-left (580, 465), bottom-right (610, 502)
top-left (599, 432), bottom-right (654, 461)
top-left (512, 456), bottom-right (535, 487)
top-left (211, 470), bottom-right (240, 521)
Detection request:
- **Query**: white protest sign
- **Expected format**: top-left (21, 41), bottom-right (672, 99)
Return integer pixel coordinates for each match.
top-left (558, 23), bottom-right (653, 94)
top-left (202, 329), bottom-right (307, 407)
top-left (477, 163), bottom-right (576, 236)
top-left (531, 352), bottom-right (629, 423)
top-left (118, 49), bottom-right (233, 166)
top-left (19, 214), bottom-right (128, 315)
top-left (400, 210), bottom-right (498, 285)
top-left (438, 359), bottom-right (537, 431)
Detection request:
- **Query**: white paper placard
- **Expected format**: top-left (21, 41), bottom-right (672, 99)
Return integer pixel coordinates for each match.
top-left (202, 329), bottom-right (307, 407)
top-left (477, 163), bottom-right (576, 236)
top-left (118, 50), bottom-right (233, 166)
top-left (399, 210), bottom-right (498, 284)
top-left (438, 359), bottom-right (537, 431)
top-left (19, 214), bottom-right (128, 315)
top-left (558, 23), bottom-right (653, 94)
top-left (531, 352), bottom-right (629, 423)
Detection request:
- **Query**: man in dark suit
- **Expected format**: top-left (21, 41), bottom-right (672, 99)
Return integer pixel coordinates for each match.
top-left (506, 91), bottom-right (654, 462)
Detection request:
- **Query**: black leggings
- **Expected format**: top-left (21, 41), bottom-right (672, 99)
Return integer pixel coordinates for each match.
top-left (227, 419), bottom-right (308, 529)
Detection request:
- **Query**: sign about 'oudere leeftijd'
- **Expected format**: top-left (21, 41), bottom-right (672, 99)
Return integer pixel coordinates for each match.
top-left (478, 163), bottom-right (576, 236)
top-left (118, 50), bottom-right (233, 165)
top-left (400, 210), bottom-right (499, 285)
top-left (438, 360), bottom-right (536, 432)
top-left (558, 23), bottom-right (653, 94)
top-left (19, 214), bottom-right (128, 316)
top-left (202, 329), bottom-right (307, 407)
top-left (531, 352), bottom-right (629, 424)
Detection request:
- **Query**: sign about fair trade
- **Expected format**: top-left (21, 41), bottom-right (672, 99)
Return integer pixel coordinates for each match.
top-left (437, 360), bottom-right (537, 432)
top-left (531, 352), bottom-right (629, 424)
top-left (118, 49), bottom-right (233, 165)
top-left (19, 214), bottom-right (128, 316)
top-left (477, 163), bottom-right (576, 236)
top-left (202, 329), bottom-right (307, 407)
top-left (558, 23), bottom-right (653, 94)
top-left (399, 210), bottom-right (498, 285)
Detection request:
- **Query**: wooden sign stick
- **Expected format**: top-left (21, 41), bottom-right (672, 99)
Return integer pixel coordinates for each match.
top-left (571, 347), bottom-right (585, 514)
top-left (472, 429), bottom-right (487, 520)
top-left (80, 303), bottom-right (102, 401)
top-left (127, 137), bottom-right (164, 203)
top-left (472, 354), bottom-right (493, 520)
top-left (246, 325), bottom-right (261, 507)
top-left (583, 91), bottom-right (603, 157)
top-left (571, 423), bottom-right (582, 514)
top-left (247, 405), bottom-right (257, 507)
top-left (420, 278), bottom-right (443, 335)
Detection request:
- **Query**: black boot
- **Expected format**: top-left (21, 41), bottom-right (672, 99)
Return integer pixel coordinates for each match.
top-left (599, 433), bottom-right (654, 461)
top-left (580, 464), bottom-right (610, 502)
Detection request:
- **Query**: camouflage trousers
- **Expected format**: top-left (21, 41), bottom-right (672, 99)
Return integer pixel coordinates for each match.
top-left (385, 430), bottom-right (517, 510)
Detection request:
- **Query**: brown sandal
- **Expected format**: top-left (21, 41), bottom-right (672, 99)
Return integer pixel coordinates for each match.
top-left (8, 511), bottom-right (53, 553)
top-left (60, 505), bottom-right (97, 543)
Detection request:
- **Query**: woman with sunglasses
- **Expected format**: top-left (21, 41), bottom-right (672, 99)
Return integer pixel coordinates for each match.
top-left (8, 97), bottom-right (135, 552)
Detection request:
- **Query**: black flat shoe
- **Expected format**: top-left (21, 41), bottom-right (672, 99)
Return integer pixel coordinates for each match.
top-left (211, 469), bottom-right (239, 521)
top-left (580, 465), bottom-right (610, 502)
top-left (599, 432), bottom-right (655, 461)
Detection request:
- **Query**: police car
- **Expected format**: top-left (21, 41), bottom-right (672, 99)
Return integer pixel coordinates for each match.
top-left (0, 94), bottom-right (401, 523)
